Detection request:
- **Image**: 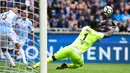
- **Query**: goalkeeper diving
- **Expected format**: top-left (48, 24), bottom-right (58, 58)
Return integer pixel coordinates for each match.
top-left (34, 20), bottom-right (118, 69)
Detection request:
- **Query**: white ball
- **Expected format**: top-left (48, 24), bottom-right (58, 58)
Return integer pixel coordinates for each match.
top-left (103, 6), bottom-right (113, 16)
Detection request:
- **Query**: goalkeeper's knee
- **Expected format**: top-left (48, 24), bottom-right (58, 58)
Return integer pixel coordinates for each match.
top-left (73, 64), bottom-right (83, 68)
top-left (68, 63), bottom-right (83, 68)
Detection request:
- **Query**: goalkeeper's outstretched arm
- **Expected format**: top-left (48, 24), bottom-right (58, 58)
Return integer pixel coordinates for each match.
top-left (103, 20), bottom-right (118, 38)
top-left (103, 26), bottom-right (116, 38)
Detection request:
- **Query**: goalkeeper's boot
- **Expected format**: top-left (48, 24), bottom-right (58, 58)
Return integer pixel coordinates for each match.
top-left (27, 64), bottom-right (33, 70)
top-left (33, 62), bottom-right (40, 69)
top-left (56, 63), bottom-right (68, 70)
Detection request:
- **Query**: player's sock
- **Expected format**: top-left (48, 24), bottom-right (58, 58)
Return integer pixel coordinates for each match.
top-left (34, 56), bottom-right (55, 68)
top-left (3, 51), bottom-right (15, 66)
top-left (47, 57), bottom-right (53, 63)
top-left (47, 55), bottom-right (57, 63)
top-left (19, 48), bottom-right (33, 69)
top-left (56, 63), bottom-right (68, 70)
top-left (2, 48), bottom-right (15, 66)
top-left (19, 48), bottom-right (28, 66)
top-left (33, 62), bottom-right (40, 68)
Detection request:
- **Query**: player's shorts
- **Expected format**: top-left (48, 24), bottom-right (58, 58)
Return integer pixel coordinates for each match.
top-left (7, 30), bottom-right (19, 43)
top-left (0, 34), bottom-right (13, 48)
top-left (0, 21), bottom-right (19, 43)
top-left (9, 38), bottom-right (26, 49)
top-left (54, 46), bottom-right (84, 67)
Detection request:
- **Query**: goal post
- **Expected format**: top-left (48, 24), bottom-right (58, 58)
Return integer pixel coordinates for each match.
top-left (40, 0), bottom-right (47, 73)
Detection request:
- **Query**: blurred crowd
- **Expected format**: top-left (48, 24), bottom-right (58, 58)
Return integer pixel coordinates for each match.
top-left (47, 0), bottom-right (130, 32)
top-left (0, 0), bottom-right (130, 32)
top-left (0, 0), bottom-right (39, 28)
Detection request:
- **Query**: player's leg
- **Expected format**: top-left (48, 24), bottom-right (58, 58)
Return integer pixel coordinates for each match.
top-left (8, 30), bottom-right (21, 49)
top-left (19, 47), bottom-right (33, 69)
top-left (8, 41), bottom-right (26, 63)
top-left (18, 40), bottom-right (28, 65)
top-left (49, 46), bottom-right (72, 62)
top-left (2, 48), bottom-right (16, 67)
top-left (19, 48), bottom-right (28, 65)
top-left (68, 53), bottom-right (84, 68)
top-left (8, 40), bottom-right (33, 69)
top-left (0, 35), bottom-right (16, 67)
top-left (6, 31), bottom-right (21, 66)
top-left (34, 46), bottom-right (72, 68)
top-left (56, 48), bottom-right (84, 69)
top-left (0, 47), bottom-right (4, 58)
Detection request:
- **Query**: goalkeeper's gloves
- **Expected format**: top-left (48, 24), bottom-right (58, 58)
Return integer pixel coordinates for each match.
top-left (98, 20), bottom-right (107, 26)
top-left (112, 20), bottom-right (118, 26)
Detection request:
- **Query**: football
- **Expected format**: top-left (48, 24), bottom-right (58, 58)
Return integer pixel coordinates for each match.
top-left (103, 6), bottom-right (113, 16)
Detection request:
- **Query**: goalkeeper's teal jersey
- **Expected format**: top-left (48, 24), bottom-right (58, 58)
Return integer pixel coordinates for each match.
top-left (70, 26), bottom-right (104, 53)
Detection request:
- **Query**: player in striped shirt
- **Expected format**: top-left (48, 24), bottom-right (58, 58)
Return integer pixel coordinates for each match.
top-left (0, 6), bottom-right (21, 67)
top-left (14, 10), bottom-right (34, 69)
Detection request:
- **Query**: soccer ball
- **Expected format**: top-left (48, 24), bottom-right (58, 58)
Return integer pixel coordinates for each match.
top-left (103, 6), bottom-right (113, 16)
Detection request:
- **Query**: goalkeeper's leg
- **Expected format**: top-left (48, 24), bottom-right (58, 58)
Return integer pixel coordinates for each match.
top-left (56, 48), bottom-right (84, 69)
top-left (68, 51), bottom-right (84, 68)
top-left (34, 46), bottom-right (71, 68)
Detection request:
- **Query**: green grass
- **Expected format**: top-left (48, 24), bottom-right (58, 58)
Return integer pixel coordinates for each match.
top-left (0, 61), bottom-right (40, 73)
top-left (48, 63), bottom-right (130, 73)
top-left (0, 62), bottom-right (130, 73)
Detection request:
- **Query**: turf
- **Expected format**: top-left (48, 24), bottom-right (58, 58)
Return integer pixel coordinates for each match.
top-left (0, 61), bottom-right (40, 73)
top-left (48, 63), bottom-right (130, 73)
top-left (0, 62), bottom-right (130, 73)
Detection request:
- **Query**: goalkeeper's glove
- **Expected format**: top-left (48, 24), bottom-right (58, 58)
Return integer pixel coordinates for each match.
top-left (112, 20), bottom-right (118, 26)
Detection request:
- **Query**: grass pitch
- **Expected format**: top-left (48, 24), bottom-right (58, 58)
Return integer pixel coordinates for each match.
top-left (0, 61), bottom-right (39, 73)
top-left (0, 62), bottom-right (130, 73)
top-left (48, 63), bottom-right (130, 73)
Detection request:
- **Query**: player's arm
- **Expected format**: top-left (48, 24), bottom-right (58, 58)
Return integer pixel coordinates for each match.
top-left (103, 20), bottom-right (118, 38)
top-left (28, 21), bottom-right (34, 46)
top-left (13, 49), bottom-right (19, 59)
top-left (30, 31), bottom-right (34, 46)
top-left (103, 26), bottom-right (116, 38)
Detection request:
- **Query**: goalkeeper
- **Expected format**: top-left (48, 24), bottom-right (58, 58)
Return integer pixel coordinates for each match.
top-left (34, 20), bottom-right (118, 69)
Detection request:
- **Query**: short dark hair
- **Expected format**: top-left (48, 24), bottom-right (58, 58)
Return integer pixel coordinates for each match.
top-left (13, 5), bottom-right (19, 8)
top-left (89, 21), bottom-right (100, 29)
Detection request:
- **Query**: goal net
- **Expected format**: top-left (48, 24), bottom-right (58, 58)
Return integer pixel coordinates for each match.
top-left (0, 0), bottom-right (40, 73)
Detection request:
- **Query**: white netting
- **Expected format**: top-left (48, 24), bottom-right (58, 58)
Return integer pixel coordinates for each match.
top-left (0, 0), bottom-right (40, 73)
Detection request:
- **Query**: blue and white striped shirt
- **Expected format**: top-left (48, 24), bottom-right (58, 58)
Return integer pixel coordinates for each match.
top-left (15, 17), bottom-right (33, 44)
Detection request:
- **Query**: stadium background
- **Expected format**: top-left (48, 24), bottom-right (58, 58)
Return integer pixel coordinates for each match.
top-left (46, 0), bottom-right (130, 63)
top-left (0, 0), bottom-right (130, 73)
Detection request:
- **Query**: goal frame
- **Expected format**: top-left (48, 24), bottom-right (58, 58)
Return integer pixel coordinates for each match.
top-left (40, 0), bottom-right (47, 73)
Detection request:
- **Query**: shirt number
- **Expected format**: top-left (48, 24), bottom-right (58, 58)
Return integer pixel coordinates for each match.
top-left (83, 34), bottom-right (88, 40)
top-left (81, 33), bottom-right (88, 44)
